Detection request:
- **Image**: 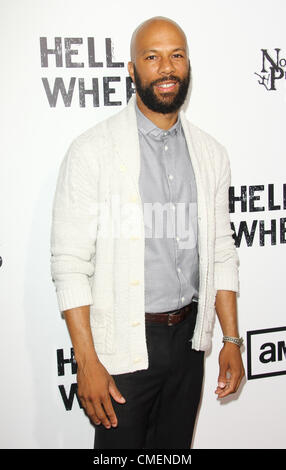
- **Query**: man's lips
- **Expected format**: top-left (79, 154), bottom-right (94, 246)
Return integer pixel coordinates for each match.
top-left (153, 81), bottom-right (178, 92)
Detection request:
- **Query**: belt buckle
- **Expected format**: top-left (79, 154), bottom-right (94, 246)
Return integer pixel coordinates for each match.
top-left (167, 314), bottom-right (173, 326)
top-left (167, 310), bottom-right (179, 326)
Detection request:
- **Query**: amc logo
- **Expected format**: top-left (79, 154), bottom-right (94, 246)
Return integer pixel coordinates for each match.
top-left (247, 326), bottom-right (286, 380)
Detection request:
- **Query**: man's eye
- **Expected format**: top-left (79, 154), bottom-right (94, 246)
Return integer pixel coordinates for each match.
top-left (146, 55), bottom-right (156, 60)
top-left (173, 54), bottom-right (184, 58)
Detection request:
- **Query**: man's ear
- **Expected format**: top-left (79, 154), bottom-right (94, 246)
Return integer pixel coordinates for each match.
top-left (128, 61), bottom-right (135, 83)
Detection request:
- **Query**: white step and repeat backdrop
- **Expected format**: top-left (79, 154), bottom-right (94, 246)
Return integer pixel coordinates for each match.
top-left (1, 0), bottom-right (285, 449)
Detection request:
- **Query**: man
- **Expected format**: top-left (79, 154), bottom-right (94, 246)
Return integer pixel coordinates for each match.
top-left (50, 17), bottom-right (245, 449)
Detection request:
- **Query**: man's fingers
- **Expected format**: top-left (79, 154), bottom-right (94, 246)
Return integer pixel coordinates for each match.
top-left (217, 365), bottom-right (228, 389)
top-left (102, 394), bottom-right (119, 428)
top-left (92, 398), bottom-right (115, 428)
top-left (79, 391), bottom-right (113, 428)
top-left (92, 390), bottom-right (124, 429)
top-left (78, 395), bottom-right (101, 425)
top-left (109, 380), bottom-right (126, 404)
top-left (216, 380), bottom-right (235, 398)
top-left (215, 371), bottom-right (242, 398)
top-left (85, 401), bottom-right (102, 425)
top-left (233, 368), bottom-right (244, 392)
top-left (76, 366), bottom-right (127, 429)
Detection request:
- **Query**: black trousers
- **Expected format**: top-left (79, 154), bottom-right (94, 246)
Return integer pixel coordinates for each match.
top-left (94, 305), bottom-right (204, 449)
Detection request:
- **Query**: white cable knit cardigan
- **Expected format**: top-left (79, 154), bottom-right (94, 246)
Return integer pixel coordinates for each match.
top-left (50, 95), bottom-right (239, 375)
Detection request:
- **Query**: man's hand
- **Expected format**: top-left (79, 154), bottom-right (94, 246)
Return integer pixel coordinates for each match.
top-left (62, 305), bottom-right (126, 429)
top-left (214, 290), bottom-right (245, 398)
top-left (77, 358), bottom-right (126, 428)
top-left (215, 342), bottom-right (245, 398)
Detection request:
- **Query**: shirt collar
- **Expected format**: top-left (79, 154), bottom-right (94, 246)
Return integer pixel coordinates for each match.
top-left (135, 102), bottom-right (181, 139)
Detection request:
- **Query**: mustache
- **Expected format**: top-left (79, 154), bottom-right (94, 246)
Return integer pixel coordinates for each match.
top-left (150, 75), bottom-right (182, 86)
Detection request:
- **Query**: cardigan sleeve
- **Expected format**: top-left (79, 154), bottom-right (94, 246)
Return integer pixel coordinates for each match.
top-left (50, 136), bottom-right (99, 312)
top-left (214, 146), bottom-right (240, 293)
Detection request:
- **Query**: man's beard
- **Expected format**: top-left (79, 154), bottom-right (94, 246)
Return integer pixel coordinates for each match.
top-left (133, 62), bottom-right (191, 114)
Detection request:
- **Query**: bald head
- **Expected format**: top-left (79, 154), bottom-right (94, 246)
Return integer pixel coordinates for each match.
top-left (130, 16), bottom-right (188, 62)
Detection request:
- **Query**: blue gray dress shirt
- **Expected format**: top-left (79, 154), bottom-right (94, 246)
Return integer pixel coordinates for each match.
top-left (135, 104), bottom-right (199, 313)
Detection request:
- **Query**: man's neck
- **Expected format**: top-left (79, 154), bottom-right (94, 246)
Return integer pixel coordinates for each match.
top-left (136, 95), bottom-right (179, 130)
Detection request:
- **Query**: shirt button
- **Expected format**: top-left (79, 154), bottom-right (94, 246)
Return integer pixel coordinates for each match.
top-left (181, 296), bottom-right (185, 302)
top-left (133, 357), bottom-right (141, 363)
top-left (131, 321), bottom-right (140, 327)
top-left (130, 279), bottom-right (140, 286)
top-left (176, 236), bottom-right (180, 242)
top-left (177, 267), bottom-right (181, 273)
top-left (172, 204), bottom-right (176, 210)
top-left (169, 174), bottom-right (174, 180)
top-left (164, 145), bottom-right (168, 151)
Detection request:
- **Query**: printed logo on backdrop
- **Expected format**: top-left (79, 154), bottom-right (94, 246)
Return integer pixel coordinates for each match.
top-left (229, 183), bottom-right (286, 248)
top-left (255, 48), bottom-right (286, 91)
top-left (40, 37), bottom-right (135, 107)
top-left (247, 327), bottom-right (286, 380)
top-left (57, 348), bottom-right (81, 411)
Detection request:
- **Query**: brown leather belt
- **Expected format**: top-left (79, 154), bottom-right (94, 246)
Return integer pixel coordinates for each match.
top-left (145, 300), bottom-right (198, 326)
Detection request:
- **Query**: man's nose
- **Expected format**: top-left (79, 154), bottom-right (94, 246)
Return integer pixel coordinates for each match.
top-left (158, 56), bottom-right (175, 75)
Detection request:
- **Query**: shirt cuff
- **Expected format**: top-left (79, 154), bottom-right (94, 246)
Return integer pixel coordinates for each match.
top-left (214, 267), bottom-right (239, 293)
top-left (56, 284), bottom-right (93, 312)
